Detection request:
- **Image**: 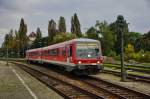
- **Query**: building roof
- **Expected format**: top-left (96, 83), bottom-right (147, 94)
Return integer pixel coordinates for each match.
top-left (28, 32), bottom-right (36, 38)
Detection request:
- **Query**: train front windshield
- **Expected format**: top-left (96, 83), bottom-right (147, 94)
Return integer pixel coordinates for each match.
top-left (76, 42), bottom-right (100, 59)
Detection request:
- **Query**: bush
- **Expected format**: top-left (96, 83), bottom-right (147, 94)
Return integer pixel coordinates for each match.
top-left (108, 50), bottom-right (116, 57)
top-left (140, 51), bottom-right (150, 62)
top-left (132, 53), bottom-right (141, 61)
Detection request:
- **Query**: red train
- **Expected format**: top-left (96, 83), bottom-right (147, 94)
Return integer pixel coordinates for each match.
top-left (26, 38), bottom-right (103, 75)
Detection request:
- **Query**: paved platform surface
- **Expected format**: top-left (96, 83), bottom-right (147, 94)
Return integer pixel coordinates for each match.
top-left (0, 61), bottom-right (63, 99)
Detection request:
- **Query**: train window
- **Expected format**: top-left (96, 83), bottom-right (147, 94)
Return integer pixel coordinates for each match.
top-left (76, 43), bottom-right (100, 59)
top-left (49, 49), bottom-right (58, 56)
top-left (33, 52), bottom-right (39, 56)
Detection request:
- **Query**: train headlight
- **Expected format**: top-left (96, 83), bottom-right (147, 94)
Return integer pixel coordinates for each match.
top-left (97, 61), bottom-right (100, 64)
top-left (78, 61), bottom-right (81, 64)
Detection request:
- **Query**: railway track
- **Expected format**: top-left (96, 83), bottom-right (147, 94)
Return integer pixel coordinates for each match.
top-left (81, 76), bottom-right (150, 99)
top-left (12, 62), bottom-right (150, 99)
top-left (103, 69), bottom-right (150, 83)
top-left (13, 63), bottom-right (103, 99)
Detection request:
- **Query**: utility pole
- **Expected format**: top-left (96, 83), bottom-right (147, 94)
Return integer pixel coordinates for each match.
top-left (6, 47), bottom-right (9, 66)
top-left (16, 40), bottom-right (20, 58)
top-left (120, 27), bottom-right (126, 81)
top-left (116, 15), bottom-right (127, 81)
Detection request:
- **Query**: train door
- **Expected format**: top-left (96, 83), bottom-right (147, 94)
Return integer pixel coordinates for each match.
top-left (67, 44), bottom-right (73, 63)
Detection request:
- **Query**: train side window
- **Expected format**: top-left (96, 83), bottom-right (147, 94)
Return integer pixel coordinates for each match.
top-left (49, 49), bottom-right (58, 56)
top-left (54, 49), bottom-right (58, 56)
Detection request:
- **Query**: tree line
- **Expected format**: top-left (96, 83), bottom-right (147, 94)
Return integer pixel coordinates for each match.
top-left (0, 13), bottom-right (149, 62)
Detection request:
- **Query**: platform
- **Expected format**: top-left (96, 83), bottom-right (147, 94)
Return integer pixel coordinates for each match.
top-left (0, 61), bottom-right (63, 99)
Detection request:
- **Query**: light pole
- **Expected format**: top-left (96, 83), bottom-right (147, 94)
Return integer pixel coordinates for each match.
top-left (16, 40), bottom-right (20, 58)
top-left (6, 47), bottom-right (9, 66)
top-left (116, 15), bottom-right (127, 81)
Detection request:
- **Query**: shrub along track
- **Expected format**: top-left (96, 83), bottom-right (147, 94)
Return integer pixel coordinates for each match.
top-left (11, 62), bottom-right (150, 99)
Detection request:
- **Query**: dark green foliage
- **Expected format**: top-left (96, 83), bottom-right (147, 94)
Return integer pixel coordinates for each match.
top-left (115, 15), bottom-right (129, 55)
top-left (141, 51), bottom-right (150, 62)
top-left (109, 17), bottom-right (129, 55)
top-left (71, 17), bottom-right (75, 34)
top-left (31, 33), bottom-right (76, 49)
top-left (1, 29), bottom-right (21, 58)
top-left (31, 37), bottom-right (49, 49)
top-left (134, 31), bottom-right (150, 52)
top-left (140, 31), bottom-right (150, 51)
top-left (86, 27), bottom-right (98, 39)
top-left (71, 13), bottom-right (82, 37)
top-left (18, 18), bottom-right (28, 57)
top-left (2, 29), bottom-right (14, 49)
top-left (135, 31), bottom-right (150, 51)
top-left (95, 21), bottom-right (115, 56)
top-left (36, 27), bottom-right (42, 39)
top-left (18, 18), bottom-right (27, 38)
top-left (128, 32), bottom-right (141, 45)
top-left (48, 19), bottom-right (58, 41)
top-left (58, 16), bottom-right (66, 33)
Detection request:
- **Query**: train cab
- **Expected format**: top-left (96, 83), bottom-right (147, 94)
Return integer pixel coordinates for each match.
top-left (70, 39), bottom-right (103, 75)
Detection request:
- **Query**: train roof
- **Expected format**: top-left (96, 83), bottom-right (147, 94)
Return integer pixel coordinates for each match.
top-left (44, 38), bottom-right (100, 49)
top-left (26, 47), bottom-right (42, 52)
top-left (70, 38), bottom-right (100, 42)
top-left (27, 38), bottom-right (100, 52)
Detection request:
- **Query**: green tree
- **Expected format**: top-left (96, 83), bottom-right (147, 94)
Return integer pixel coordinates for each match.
top-left (125, 43), bottom-right (135, 59)
top-left (134, 31), bottom-right (150, 51)
top-left (95, 21), bottom-right (115, 56)
top-left (128, 32), bottom-right (141, 45)
top-left (18, 18), bottom-right (28, 57)
top-left (2, 29), bottom-right (14, 49)
top-left (71, 13), bottom-right (82, 37)
top-left (48, 19), bottom-right (57, 42)
top-left (9, 29), bottom-right (17, 49)
top-left (13, 30), bottom-right (20, 50)
top-left (36, 27), bottom-right (42, 39)
top-left (58, 16), bottom-right (66, 33)
top-left (86, 27), bottom-right (98, 39)
top-left (141, 31), bottom-right (150, 51)
top-left (115, 15), bottom-right (129, 55)
top-left (71, 16), bottom-right (75, 34)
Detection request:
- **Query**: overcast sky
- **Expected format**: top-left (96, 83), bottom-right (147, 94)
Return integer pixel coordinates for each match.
top-left (0, 0), bottom-right (150, 46)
